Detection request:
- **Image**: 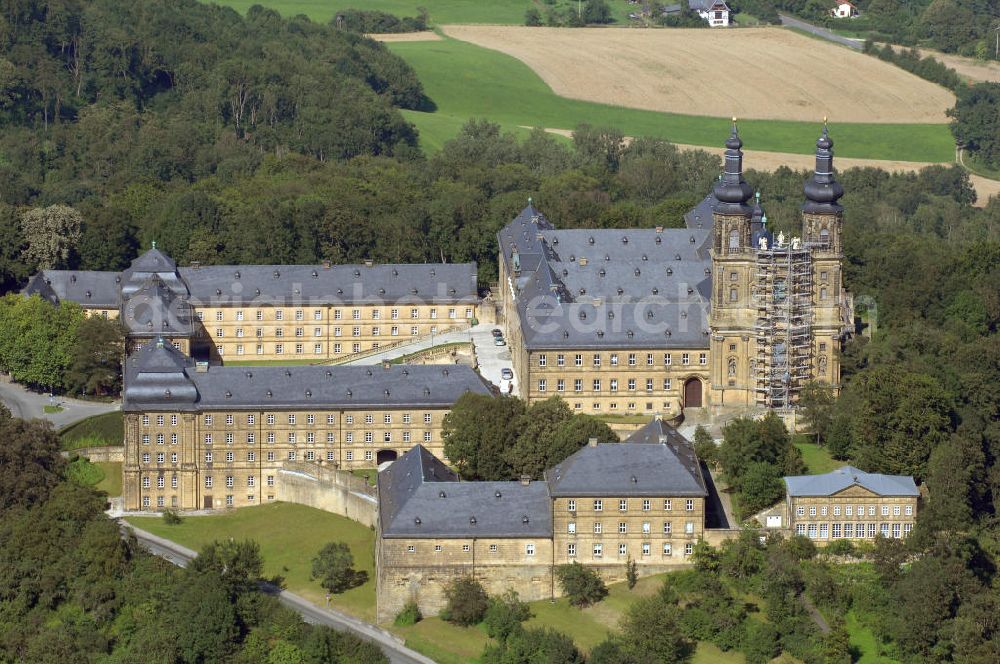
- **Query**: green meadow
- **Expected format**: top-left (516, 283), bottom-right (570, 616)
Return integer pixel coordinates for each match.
top-left (212, 0), bottom-right (620, 25)
top-left (389, 37), bottom-right (954, 161)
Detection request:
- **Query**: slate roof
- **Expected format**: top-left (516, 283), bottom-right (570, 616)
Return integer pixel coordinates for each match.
top-left (545, 441), bottom-right (707, 498)
top-left (22, 249), bottom-right (479, 310)
top-left (123, 338), bottom-right (491, 412)
top-left (378, 445), bottom-right (552, 539)
top-left (498, 205), bottom-right (713, 351)
top-left (784, 466), bottom-right (919, 497)
top-left (121, 275), bottom-right (195, 338)
top-left (23, 270), bottom-right (121, 308)
top-left (623, 418), bottom-right (691, 447)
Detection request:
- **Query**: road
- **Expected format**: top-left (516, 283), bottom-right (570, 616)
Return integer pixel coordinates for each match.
top-left (779, 13), bottom-right (863, 50)
top-left (340, 322), bottom-right (518, 396)
top-left (0, 374), bottom-right (120, 429)
top-left (125, 523), bottom-right (435, 664)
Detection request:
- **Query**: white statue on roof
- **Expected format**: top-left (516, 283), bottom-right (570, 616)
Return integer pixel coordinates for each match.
top-left (777, 231), bottom-right (785, 247)
top-left (791, 237), bottom-right (801, 250)
top-left (758, 235), bottom-right (768, 250)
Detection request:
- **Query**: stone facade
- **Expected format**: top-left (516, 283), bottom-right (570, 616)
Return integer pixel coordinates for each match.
top-left (498, 126), bottom-right (852, 416)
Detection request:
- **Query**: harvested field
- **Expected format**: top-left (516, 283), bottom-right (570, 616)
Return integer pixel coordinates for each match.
top-left (442, 26), bottom-right (955, 124)
top-left (366, 31), bottom-right (442, 42)
top-left (881, 44), bottom-right (1000, 84)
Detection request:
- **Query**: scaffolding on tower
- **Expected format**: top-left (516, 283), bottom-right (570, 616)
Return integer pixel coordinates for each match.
top-left (752, 243), bottom-right (813, 409)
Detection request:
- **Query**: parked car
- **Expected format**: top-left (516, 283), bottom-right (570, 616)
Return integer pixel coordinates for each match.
top-left (491, 328), bottom-right (503, 338)
top-left (501, 368), bottom-right (514, 380)
top-left (494, 337), bottom-right (506, 346)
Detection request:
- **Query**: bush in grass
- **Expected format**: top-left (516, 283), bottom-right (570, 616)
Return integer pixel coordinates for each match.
top-left (626, 556), bottom-right (638, 589)
top-left (483, 589), bottom-right (532, 640)
top-left (310, 541), bottom-right (367, 594)
top-left (394, 601), bottom-right (422, 626)
top-left (825, 539), bottom-right (855, 557)
top-left (441, 576), bottom-right (489, 626)
top-left (162, 509), bottom-right (183, 525)
top-left (556, 562), bottom-right (608, 608)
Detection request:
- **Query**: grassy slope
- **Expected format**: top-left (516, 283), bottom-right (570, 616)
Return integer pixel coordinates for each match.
top-left (389, 37), bottom-right (953, 161)
top-left (397, 572), bottom-right (750, 662)
top-left (95, 462), bottom-right (123, 496)
top-left (60, 411), bottom-right (124, 449)
top-left (127, 502), bottom-right (378, 621)
top-left (794, 440), bottom-right (842, 474)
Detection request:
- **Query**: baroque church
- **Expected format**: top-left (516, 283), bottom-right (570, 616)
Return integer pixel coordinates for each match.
top-left (498, 123), bottom-right (851, 416)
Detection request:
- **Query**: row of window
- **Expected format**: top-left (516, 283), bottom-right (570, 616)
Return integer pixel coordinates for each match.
top-left (143, 448), bottom-right (392, 465)
top-left (538, 377), bottom-right (677, 393)
top-left (403, 542), bottom-right (696, 557)
top-left (200, 308), bottom-right (474, 322)
top-left (572, 402), bottom-right (671, 412)
top-left (140, 495), bottom-right (275, 508)
top-left (537, 352), bottom-right (707, 368)
top-left (566, 499), bottom-right (695, 512)
top-left (215, 342), bottom-right (387, 356)
top-left (195, 413), bottom-right (435, 426)
top-left (795, 522), bottom-right (913, 539)
top-left (566, 521), bottom-right (697, 535)
top-left (213, 326), bottom-right (437, 339)
top-left (795, 504), bottom-right (913, 518)
top-left (197, 431), bottom-right (434, 445)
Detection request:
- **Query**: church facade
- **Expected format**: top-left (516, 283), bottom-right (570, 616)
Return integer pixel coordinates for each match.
top-left (498, 125), bottom-right (851, 416)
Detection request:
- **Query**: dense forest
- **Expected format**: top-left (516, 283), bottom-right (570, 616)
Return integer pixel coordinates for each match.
top-left (0, 404), bottom-right (387, 663)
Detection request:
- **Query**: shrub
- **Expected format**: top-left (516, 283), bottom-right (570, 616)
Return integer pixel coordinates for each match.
top-left (782, 535), bottom-right (817, 561)
top-left (310, 542), bottom-right (367, 594)
top-left (525, 7), bottom-right (543, 26)
top-left (626, 556), bottom-right (638, 589)
top-left (441, 576), bottom-right (489, 626)
top-left (394, 601), bottom-right (422, 626)
top-left (556, 562), bottom-right (608, 607)
top-left (483, 589), bottom-right (532, 640)
top-left (162, 509), bottom-right (183, 525)
top-left (825, 539), bottom-right (855, 557)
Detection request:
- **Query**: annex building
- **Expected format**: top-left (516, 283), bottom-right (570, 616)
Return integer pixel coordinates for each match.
top-left (23, 248), bottom-right (479, 363)
top-left (122, 339), bottom-right (490, 511)
top-left (756, 466), bottom-right (919, 543)
top-left (375, 419), bottom-right (710, 622)
top-left (498, 124), bottom-right (851, 416)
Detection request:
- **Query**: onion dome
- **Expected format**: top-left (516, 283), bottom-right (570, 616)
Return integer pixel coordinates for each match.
top-left (803, 123), bottom-right (845, 214)
top-left (712, 120), bottom-right (754, 214)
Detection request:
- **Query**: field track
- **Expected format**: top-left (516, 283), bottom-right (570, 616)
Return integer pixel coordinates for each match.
top-left (441, 25), bottom-right (955, 124)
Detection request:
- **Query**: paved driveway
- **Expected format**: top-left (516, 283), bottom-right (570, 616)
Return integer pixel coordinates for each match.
top-left (0, 374), bottom-right (120, 429)
top-left (470, 324), bottom-right (517, 396)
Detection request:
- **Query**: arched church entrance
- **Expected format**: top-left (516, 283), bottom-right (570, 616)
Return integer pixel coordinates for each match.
top-left (376, 449), bottom-right (398, 465)
top-left (683, 377), bottom-right (703, 408)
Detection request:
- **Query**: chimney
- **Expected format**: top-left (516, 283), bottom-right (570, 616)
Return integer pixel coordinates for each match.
top-left (658, 435), bottom-right (668, 444)
top-left (195, 361), bottom-right (209, 373)
top-left (520, 475), bottom-right (531, 486)
top-left (381, 360), bottom-right (391, 370)
top-left (190, 261), bottom-right (200, 270)
top-left (579, 257), bottom-right (588, 267)
top-left (364, 259), bottom-right (374, 268)
top-left (322, 259), bottom-right (331, 269)
top-left (588, 437), bottom-right (598, 448)
top-left (655, 226), bottom-right (664, 233)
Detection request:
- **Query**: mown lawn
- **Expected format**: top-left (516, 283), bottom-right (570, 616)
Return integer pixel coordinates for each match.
top-left (794, 440), bottom-right (842, 475)
top-left (127, 502), bottom-right (378, 621)
top-left (213, 0), bottom-right (634, 26)
top-left (60, 411), bottom-right (123, 449)
top-left (95, 462), bottom-right (123, 496)
top-left (388, 37), bottom-right (954, 162)
top-left (847, 610), bottom-right (900, 663)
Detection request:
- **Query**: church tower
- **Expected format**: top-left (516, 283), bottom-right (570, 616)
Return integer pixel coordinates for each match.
top-left (708, 122), bottom-right (758, 407)
top-left (801, 124), bottom-right (846, 389)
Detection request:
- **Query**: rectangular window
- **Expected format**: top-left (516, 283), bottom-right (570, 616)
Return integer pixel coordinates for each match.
top-left (568, 500), bottom-right (576, 511)
top-left (685, 499), bottom-right (694, 511)
top-left (618, 522), bottom-right (627, 534)
top-left (593, 500), bottom-right (603, 511)
top-left (663, 522), bottom-right (672, 534)
top-left (525, 543), bottom-right (535, 556)
top-left (574, 354), bottom-right (583, 366)
top-left (663, 543), bottom-right (672, 556)
top-left (664, 499), bottom-right (672, 511)
top-left (619, 499), bottom-right (628, 511)
top-left (618, 544), bottom-right (627, 556)
top-left (594, 522), bottom-right (603, 534)
top-left (593, 544), bottom-right (603, 558)
top-left (682, 353), bottom-right (690, 365)
top-left (538, 354), bottom-right (546, 367)
top-left (568, 543), bottom-right (576, 557)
